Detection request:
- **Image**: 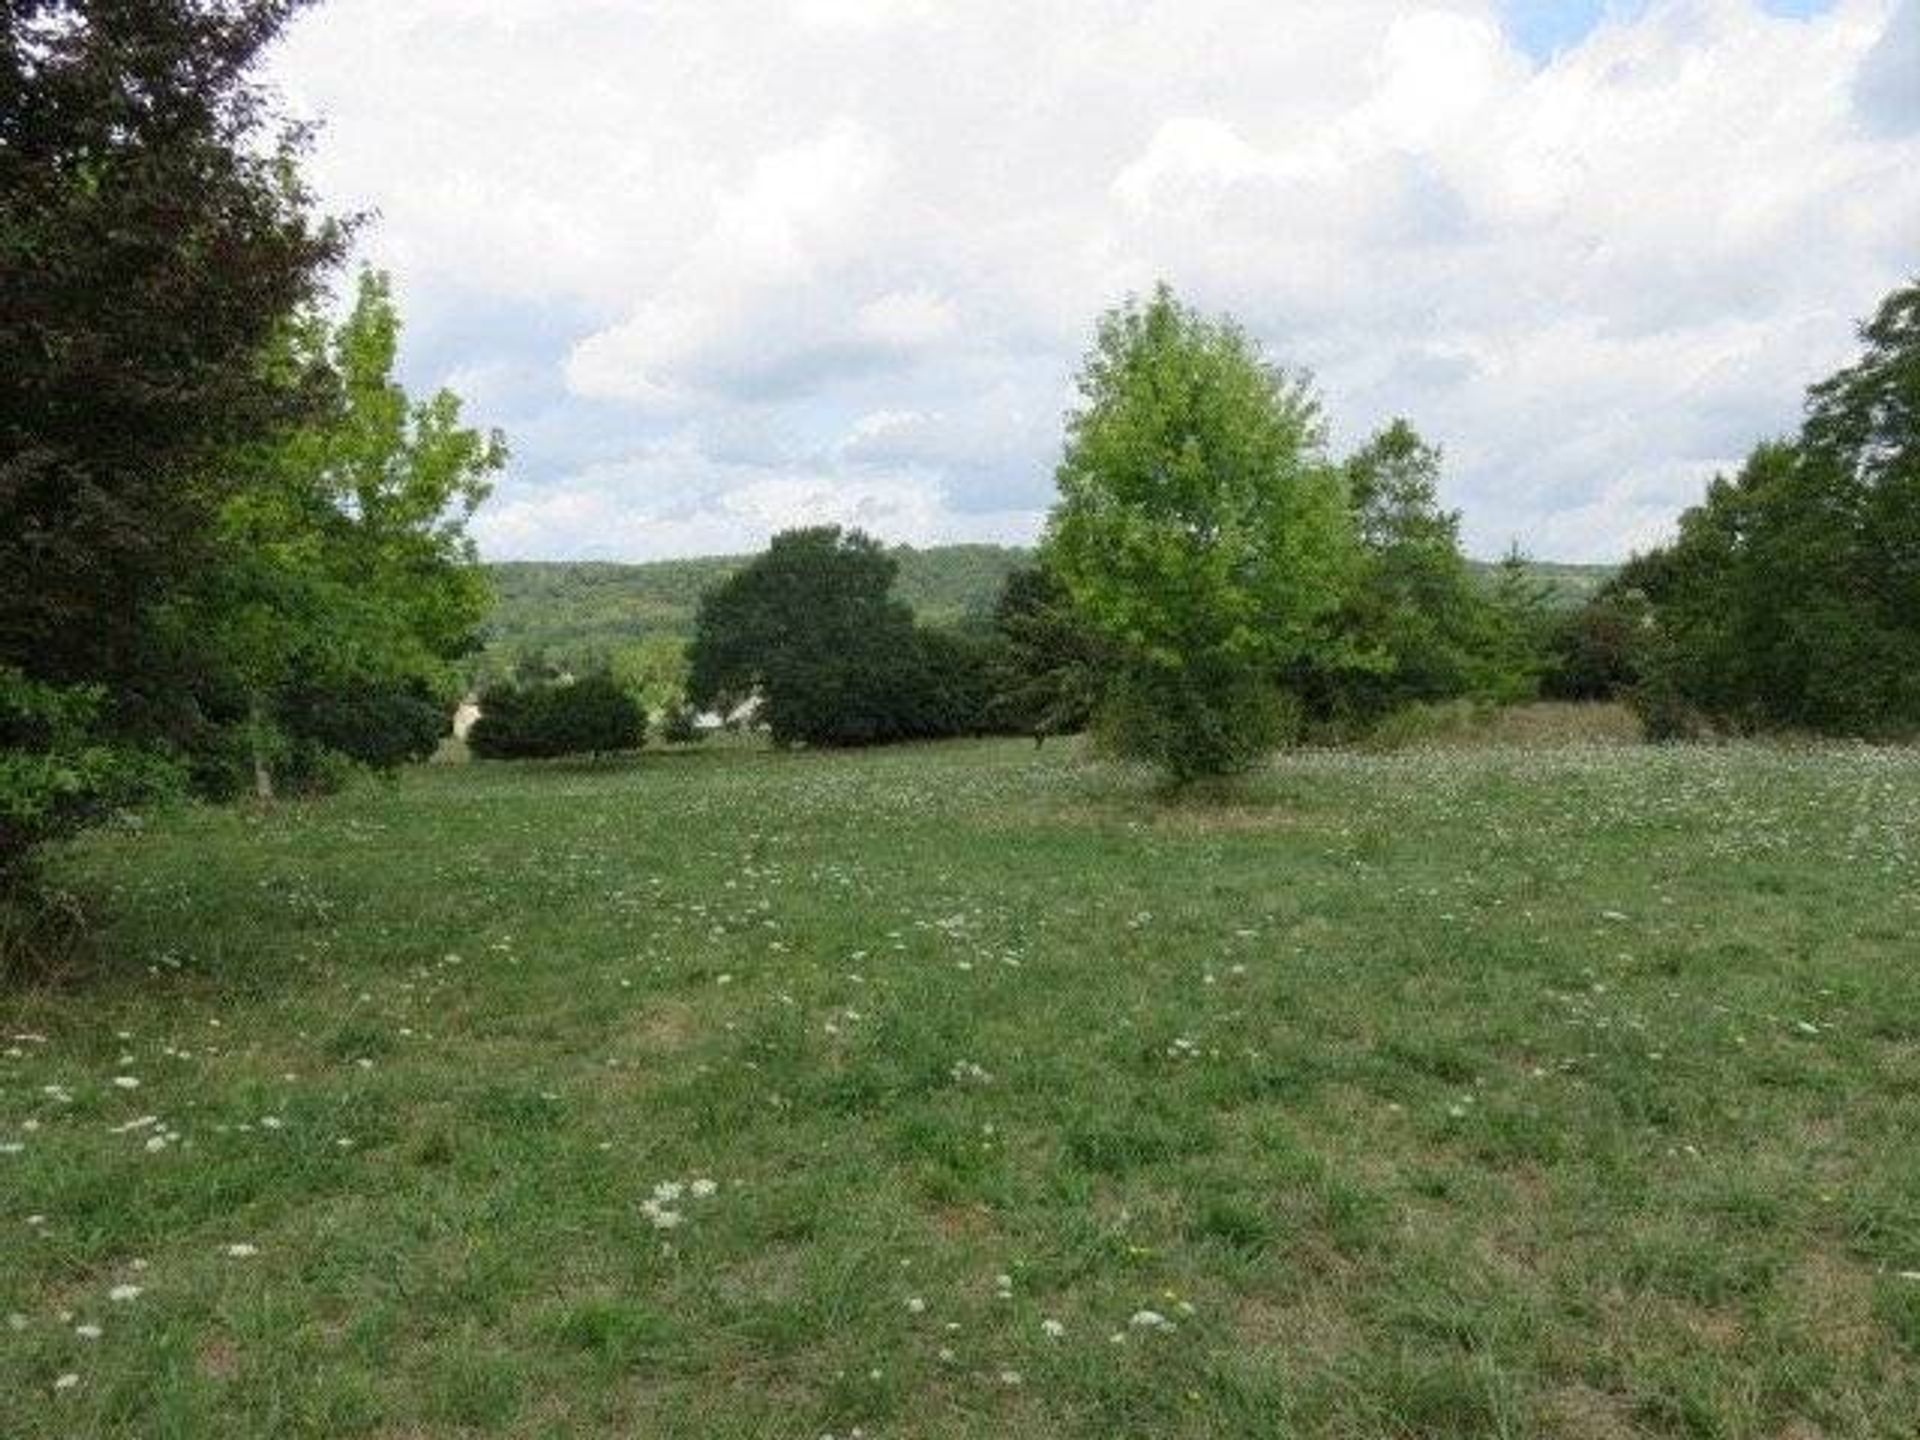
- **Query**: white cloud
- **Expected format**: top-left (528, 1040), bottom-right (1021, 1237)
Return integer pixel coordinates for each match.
top-left (274, 0), bottom-right (1920, 561)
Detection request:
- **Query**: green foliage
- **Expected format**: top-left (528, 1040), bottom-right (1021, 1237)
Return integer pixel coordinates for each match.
top-left (687, 527), bottom-right (979, 747)
top-left (468, 674), bottom-right (645, 759)
top-left (186, 268), bottom-right (503, 796)
top-left (897, 625), bottom-right (1001, 740)
top-left (1628, 278), bottom-right (1920, 737)
top-left (1293, 420), bottom-right (1527, 728)
top-left (0, 667), bottom-right (177, 891)
top-left (988, 566), bottom-right (1103, 740)
top-left (609, 635), bottom-right (691, 719)
top-left (1046, 285), bottom-right (1357, 779)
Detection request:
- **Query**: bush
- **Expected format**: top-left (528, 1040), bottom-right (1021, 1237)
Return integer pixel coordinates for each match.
top-left (1, 666), bottom-right (178, 893)
top-left (1628, 646), bottom-right (1704, 744)
top-left (282, 678), bottom-right (448, 773)
top-left (1543, 596), bottom-right (1646, 702)
top-left (468, 674), bottom-right (644, 759)
top-left (660, 702), bottom-right (703, 745)
top-left (1095, 664), bottom-right (1301, 778)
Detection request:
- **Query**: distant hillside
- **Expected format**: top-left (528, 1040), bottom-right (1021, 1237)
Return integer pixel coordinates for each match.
top-left (478, 545), bottom-right (1615, 672)
top-left (479, 544), bottom-right (1031, 670)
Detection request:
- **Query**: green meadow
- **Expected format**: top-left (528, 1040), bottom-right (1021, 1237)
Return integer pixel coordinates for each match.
top-left (4, 733), bottom-right (1918, 1438)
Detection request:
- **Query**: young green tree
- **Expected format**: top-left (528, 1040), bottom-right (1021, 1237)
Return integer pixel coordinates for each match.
top-left (1480, 544), bottom-right (1554, 704)
top-left (190, 270), bottom-right (504, 797)
top-left (1045, 286), bottom-right (1357, 779)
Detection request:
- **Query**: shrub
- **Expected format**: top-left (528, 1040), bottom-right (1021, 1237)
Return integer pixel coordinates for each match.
top-left (280, 678), bottom-right (449, 780)
top-left (1, 666), bottom-right (178, 893)
top-left (1095, 664), bottom-right (1302, 776)
top-left (468, 674), bottom-right (644, 759)
top-left (660, 701), bottom-right (703, 746)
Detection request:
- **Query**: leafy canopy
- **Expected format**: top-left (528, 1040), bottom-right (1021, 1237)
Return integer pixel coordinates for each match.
top-left (1045, 285), bottom-right (1356, 778)
top-left (1627, 277), bottom-right (1920, 737)
top-left (186, 268), bottom-right (504, 795)
top-left (1, 0), bottom-right (347, 698)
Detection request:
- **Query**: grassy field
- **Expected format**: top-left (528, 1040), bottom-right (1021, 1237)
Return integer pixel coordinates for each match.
top-left (4, 734), bottom-right (1918, 1437)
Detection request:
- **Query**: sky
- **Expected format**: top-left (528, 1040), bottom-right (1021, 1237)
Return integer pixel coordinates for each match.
top-left (269, 0), bottom-right (1920, 564)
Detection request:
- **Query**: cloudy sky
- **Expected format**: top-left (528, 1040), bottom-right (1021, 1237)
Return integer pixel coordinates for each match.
top-left (270, 0), bottom-right (1920, 563)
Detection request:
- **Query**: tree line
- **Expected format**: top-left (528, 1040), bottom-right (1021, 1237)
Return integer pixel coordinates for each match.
top-left (6, 1), bottom-right (1915, 912)
top-left (523, 275), bottom-right (1909, 783)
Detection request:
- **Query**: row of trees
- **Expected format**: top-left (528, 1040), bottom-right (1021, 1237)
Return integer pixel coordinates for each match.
top-left (675, 275), bottom-right (1916, 781)
top-left (1565, 280), bottom-right (1918, 740)
top-left (674, 292), bottom-right (1552, 773)
top-left (4, 2), bottom-right (499, 897)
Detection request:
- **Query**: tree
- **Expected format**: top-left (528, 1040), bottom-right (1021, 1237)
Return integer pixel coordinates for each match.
top-left (1295, 420), bottom-right (1496, 726)
top-left (611, 635), bottom-right (691, 722)
top-left (1629, 278), bottom-right (1920, 737)
top-left (988, 566), bottom-right (1101, 743)
top-left (687, 527), bottom-right (924, 747)
top-left (187, 269), bottom-right (503, 797)
top-left (1, 0), bottom-right (347, 703)
top-left (1045, 285), bottom-right (1357, 779)
top-left (2, 0), bottom-right (343, 885)
top-left (1480, 545), bottom-right (1554, 704)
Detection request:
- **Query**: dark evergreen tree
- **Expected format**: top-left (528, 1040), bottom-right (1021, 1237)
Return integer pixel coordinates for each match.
top-left (988, 567), bottom-right (1101, 743)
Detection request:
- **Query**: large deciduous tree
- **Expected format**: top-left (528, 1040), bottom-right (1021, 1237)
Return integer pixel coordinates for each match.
top-left (1045, 285), bottom-right (1357, 779)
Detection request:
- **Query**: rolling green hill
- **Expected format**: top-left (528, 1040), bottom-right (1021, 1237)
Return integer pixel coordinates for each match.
top-left (477, 544), bottom-right (1615, 673)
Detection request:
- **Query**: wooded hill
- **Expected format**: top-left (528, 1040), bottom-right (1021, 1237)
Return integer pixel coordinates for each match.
top-left (479, 546), bottom-right (1617, 669)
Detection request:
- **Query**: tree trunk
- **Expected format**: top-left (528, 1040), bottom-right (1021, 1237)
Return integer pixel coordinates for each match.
top-left (249, 694), bottom-right (275, 803)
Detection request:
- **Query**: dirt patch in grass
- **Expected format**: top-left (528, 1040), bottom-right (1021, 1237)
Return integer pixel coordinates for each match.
top-left (1538, 1382), bottom-right (1641, 1440)
top-left (630, 999), bottom-right (701, 1053)
top-left (198, 1337), bottom-right (240, 1380)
